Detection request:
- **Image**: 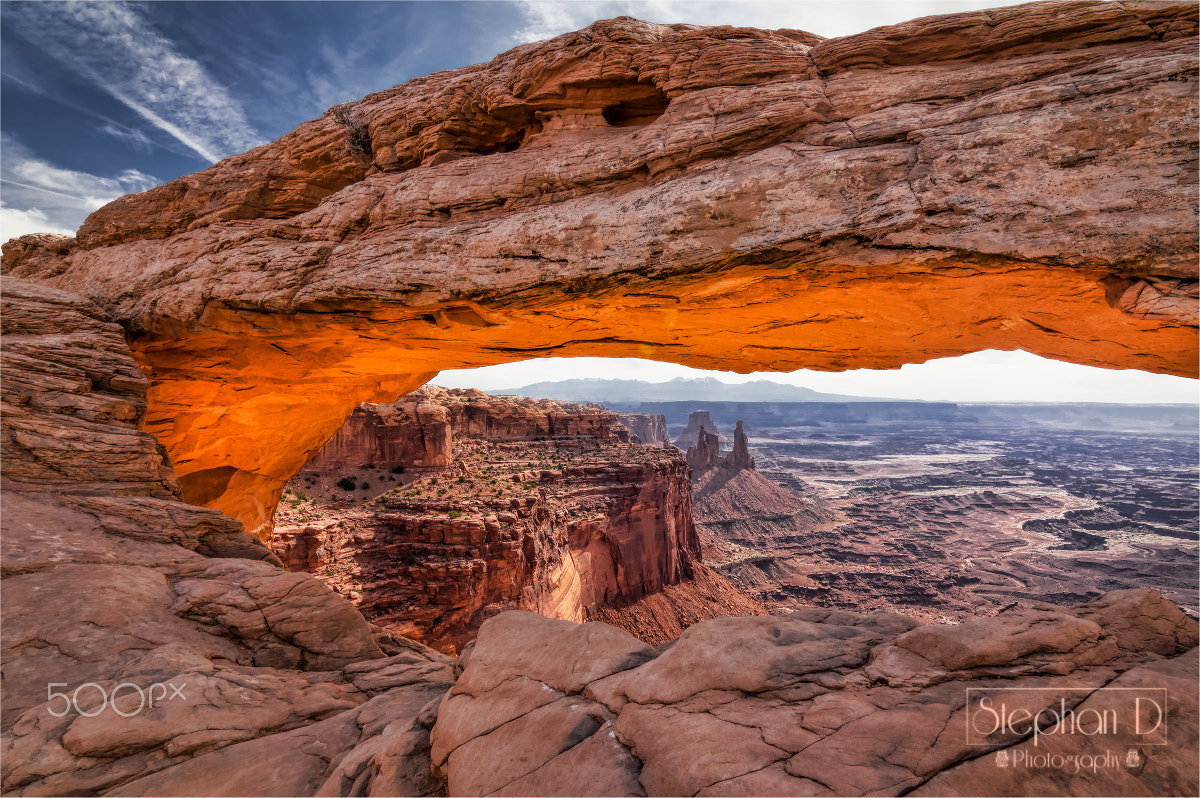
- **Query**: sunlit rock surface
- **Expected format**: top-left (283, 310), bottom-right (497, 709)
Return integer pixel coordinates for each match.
top-left (3, 1), bottom-right (1196, 538)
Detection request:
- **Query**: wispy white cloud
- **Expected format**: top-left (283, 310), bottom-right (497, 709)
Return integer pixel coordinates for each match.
top-left (4, 0), bottom-right (262, 163)
top-left (99, 121), bottom-right (154, 152)
top-left (510, 0), bottom-right (1030, 44)
top-left (1, 135), bottom-right (160, 243)
top-left (0, 205), bottom-right (76, 241)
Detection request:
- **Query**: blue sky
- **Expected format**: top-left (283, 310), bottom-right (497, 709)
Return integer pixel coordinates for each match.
top-left (1, 0), bottom-right (1195, 403)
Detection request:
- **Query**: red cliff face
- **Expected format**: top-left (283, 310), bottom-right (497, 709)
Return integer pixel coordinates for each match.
top-left (308, 396), bottom-right (453, 470)
top-left (5, 5), bottom-right (1193, 540)
top-left (615, 412), bottom-right (670, 447)
top-left (272, 389), bottom-right (700, 653)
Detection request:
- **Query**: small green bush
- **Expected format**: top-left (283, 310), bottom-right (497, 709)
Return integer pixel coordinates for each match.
top-left (336, 477), bottom-right (357, 491)
top-left (390, 465), bottom-right (406, 474)
top-left (448, 510), bottom-right (461, 519)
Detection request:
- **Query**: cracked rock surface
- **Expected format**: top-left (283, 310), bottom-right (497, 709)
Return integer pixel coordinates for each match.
top-left (433, 602), bottom-right (1198, 797)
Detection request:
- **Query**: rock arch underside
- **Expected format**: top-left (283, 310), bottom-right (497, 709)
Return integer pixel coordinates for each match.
top-left (2, 3), bottom-right (1199, 796)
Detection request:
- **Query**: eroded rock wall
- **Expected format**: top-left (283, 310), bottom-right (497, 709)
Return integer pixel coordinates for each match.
top-left (0, 278), bottom-right (452, 796)
top-left (616, 412), bottom-right (670, 447)
top-left (2, 3), bottom-right (1195, 538)
top-left (272, 390), bottom-right (701, 653)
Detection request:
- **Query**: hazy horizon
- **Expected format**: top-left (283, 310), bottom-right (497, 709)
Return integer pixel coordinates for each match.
top-left (434, 350), bottom-right (1200, 405)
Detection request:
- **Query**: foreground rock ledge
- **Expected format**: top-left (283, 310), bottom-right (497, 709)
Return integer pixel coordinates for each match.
top-left (2, 0), bottom-right (1196, 538)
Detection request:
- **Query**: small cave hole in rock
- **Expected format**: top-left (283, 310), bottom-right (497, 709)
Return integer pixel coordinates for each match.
top-left (602, 89), bottom-right (670, 127)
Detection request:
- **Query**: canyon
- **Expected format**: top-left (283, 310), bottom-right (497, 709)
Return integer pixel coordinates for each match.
top-left (270, 388), bottom-right (760, 654)
top-left (1, 2), bottom-right (1198, 795)
top-left (621, 400), bottom-right (1199, 626)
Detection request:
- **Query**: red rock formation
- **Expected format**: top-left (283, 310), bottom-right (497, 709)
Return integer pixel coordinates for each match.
top-left (726, 419), bottom-right (755, 470)
top-left (3, 3), bottom-right (1195, 539)
top-left (0, 277), bottom-right (451, 796)
top-left (684, 425), bottom-right (723, 471)
top-left (673, 410), bottom-right (726, 451)
top-left (615, 412), bottom-right (669, 447)
top-left (309, 396), bottom-right (452, 470)
top-left (590, 563), bottom-right (769, 646)
top-left (272, 390), bottom-right (701, 653)
top-left (1, 275), bottom-right (1198, 797)
top-left (685, 417), bottom-right (756, 473)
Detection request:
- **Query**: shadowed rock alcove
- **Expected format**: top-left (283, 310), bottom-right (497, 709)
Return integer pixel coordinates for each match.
top-left (5, 4), bottom-right (1197, 543)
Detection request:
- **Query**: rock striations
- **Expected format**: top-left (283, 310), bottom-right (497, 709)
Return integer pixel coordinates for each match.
top-left (3, 2), bottom-right (1196, 538)
top-left (615, 412), bottom-right (670, 447)
top-left (685, 416), bottom-right (756, 473)
top-left (271, 388), bottom-right (706, 653)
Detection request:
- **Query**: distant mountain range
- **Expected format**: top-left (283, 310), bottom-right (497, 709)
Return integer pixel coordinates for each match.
top-left (491, 377), bottom-right (891, 403)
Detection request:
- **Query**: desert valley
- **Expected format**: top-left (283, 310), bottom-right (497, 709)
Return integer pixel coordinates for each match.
top-left (2, 1), bottom-right (1198, 796)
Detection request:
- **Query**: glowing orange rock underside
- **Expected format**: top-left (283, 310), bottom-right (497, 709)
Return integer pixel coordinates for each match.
top-left (132, 261), bottom-right (1196, 539)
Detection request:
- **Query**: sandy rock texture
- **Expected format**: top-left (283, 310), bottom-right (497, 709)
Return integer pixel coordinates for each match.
top-left (0, 278), bottom-right (452, 796)
top-left (434, 597), bottom-right (1198, 797)
top-left (3, 2), bottom-right (1195, 538)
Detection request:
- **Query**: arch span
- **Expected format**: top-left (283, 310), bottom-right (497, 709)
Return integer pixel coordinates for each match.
top-left (3, 4), bottom-right (1196, 538)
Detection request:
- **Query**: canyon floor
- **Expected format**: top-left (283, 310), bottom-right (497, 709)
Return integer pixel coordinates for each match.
top-left (647, 403), bottom-right (1200, 625)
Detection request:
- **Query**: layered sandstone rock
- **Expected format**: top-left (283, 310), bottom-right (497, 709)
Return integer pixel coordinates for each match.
top-left (432, 593), bottom-right (1198, 797)
top-left (272, 390), bottom-right (702, 653)
top-left (2, 278), bottom-right (1198, 796)
top-left (0, 278), bottom-right (452, 796)
top-left (615, 412), bottom-right (669, 447)
top-left (3, 2), bottom-right (1195, 539)
top-left (309, 396), bottom-right (453, 470)
top-left (685, 425), bottom-right (723, 471)
top-left (684, 417), bottom-right (757, 473)
top-left (673, 410), bottom-right (728, 452)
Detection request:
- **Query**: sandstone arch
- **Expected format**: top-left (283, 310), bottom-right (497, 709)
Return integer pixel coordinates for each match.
top-left (3, 2), bottom-right (1197, 539)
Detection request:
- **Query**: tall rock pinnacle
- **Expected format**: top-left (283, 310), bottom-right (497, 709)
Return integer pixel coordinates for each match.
top-left (726, 420), bottom-right (755, 471)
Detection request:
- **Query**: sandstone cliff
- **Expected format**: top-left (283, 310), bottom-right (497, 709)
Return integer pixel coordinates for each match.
top-left (615, 412), bottom-right (669, 447)
top-left (3, 2), bottom-right (1195, 540)
top-left (273, 389), bottom-right (706, 653)
top-left (673, 409), bottom-right (728, 451)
